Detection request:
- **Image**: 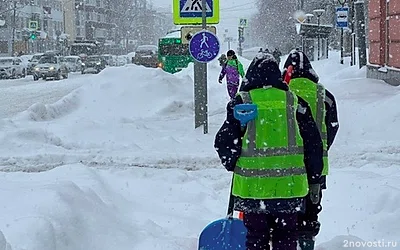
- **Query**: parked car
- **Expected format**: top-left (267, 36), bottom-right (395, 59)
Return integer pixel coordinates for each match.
top-left (27, 53), bottom-right (44, 75)
top-left (33, 55), bottom-right (68, 81)
top-left (81, 55), bottom-right (106, 74)
top-left (115, 55), bottom-right (128, 66)
top-left (101, 54), bottom-right (114, 66)
top-left (132, 45), bottom-right (159, 68)
top-left (0, 57), bottom-right (26, 79)
top-left (63, 56), bottom-right (83, 72)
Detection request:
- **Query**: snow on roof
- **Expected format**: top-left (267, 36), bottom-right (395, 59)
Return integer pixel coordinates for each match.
top-left (162, 30), bottom-right (181, 38)
top-left (137, 45), bottom-right (158, 51)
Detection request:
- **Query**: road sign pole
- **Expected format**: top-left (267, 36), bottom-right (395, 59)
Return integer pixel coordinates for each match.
top-left (201, 0), bottom-right (208, 134)
top-left (340, 26), bottom-right (344, 64)
top-left (194, 0), bottom-right (209, 134)
top-left (337, 2), bottom-right (347, 64)
top-left (339, 4), bottom-right (345, 64)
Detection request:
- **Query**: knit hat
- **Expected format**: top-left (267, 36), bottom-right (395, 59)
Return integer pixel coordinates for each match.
top-left (227, 50), bottom-right (235, 57)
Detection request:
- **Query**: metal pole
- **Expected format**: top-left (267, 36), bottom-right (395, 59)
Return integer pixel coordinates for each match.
top-left (11, 0), bottom-right (16, 56)
top-left (349, 0), bottom-right (355, 66)
top-left (238, 27), bottom-right (243, 56)
top-left (355, 0), bottom-right (367, 68)
top-left (340, 2), bottom-right (345, 64)
top-left (201, 0), bottom-right (208, 134)
top-left (317, 17), bottom-right (320, 60)
top-left (351, 32), bottom-right (356, 65)
top-left (193, 0), bottom-right (208, 133)
top-left (340, 27), bottom-right (344, 64)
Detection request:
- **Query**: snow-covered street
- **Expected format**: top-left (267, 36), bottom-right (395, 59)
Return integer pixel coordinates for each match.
top-left (0, 52), bottom-right (399, 250)
top-left (0, 73), bottom-right (87, 119)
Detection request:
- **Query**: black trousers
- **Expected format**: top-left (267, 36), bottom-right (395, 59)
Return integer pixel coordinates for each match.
top-left (297, 190), bottom-right (323, 239)
top-left (243, 212), bottom-right (298, 250)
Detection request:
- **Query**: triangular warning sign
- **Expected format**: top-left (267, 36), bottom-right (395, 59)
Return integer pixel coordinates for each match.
top-left (181, 0), bottom-right (211, 13)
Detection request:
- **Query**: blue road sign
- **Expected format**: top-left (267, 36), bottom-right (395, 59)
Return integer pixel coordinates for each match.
top-left (239, 36), bottom-right (245, 43)
top-left (336, 7), bottom-right (349, 28)
top-left (189, 30), bottom-right (220, 63)
top-left (180, 0), bottom-right (213, 18)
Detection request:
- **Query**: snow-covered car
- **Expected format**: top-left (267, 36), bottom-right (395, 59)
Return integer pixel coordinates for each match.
top-left (81, 55), bottom-right (106, 74)
top-left (27, 53), bottom-right (44, 75)
top-left (132, 45), bottom-right (159, 68)
top-left (63, 56), bottom-right (83, 72)
top-left (33, 55), bottom-right (68, 81)
top-left (0, 57), bottom-right (26, 79)
top-left (101, 54), bottom-right (114, 66)
top-left (115, 55), bottom-right (128, 66)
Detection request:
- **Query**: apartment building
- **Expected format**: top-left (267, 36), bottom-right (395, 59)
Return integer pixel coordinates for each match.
top-left (367, 0), bottom-right (400, 85)
top-left (74, 0), bottom-right (117, 42)
top-left (63, 0), bottom-right (76, 42)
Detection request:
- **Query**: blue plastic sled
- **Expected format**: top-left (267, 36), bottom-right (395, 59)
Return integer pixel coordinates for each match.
top-left (198, 218), bottom-right (247, 250)
top-left (233, 104), bottom-right (258, 127)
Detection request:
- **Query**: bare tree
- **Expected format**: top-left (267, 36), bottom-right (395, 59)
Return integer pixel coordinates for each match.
top-left (250, 0), bottom-right (337, 53)
top-left (249, 0), bottom-right (297, 53)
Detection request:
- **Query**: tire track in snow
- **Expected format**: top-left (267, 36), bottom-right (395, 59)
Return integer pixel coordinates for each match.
top-left (0, 155), bottom-right (222, 173)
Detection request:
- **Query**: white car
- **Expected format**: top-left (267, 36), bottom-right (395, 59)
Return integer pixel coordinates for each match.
top-left (27, 53), bottom-right (44, 75)
top-left (33, 55), bottom-right (68, 81)
top-left (63, 56), bottom-right (83, 72)
top-left (0, 57), bottom-right (26, 79)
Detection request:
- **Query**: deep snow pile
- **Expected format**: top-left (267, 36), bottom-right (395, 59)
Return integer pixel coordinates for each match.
top-left (0, 52), bottom-right (399, 250)
top-left (0, 59), bottom-right (251, 171)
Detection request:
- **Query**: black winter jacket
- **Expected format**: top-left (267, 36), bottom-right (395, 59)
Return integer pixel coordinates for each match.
top-left (283, 50), bottom-right (339, 189)
top-left (214, 53), bottom-right (323, 214)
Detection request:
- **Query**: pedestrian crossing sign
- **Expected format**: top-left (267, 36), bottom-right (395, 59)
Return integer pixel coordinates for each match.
top-left (29, 20), bottom-right (38, 30)
top-left (173, 0), bottom-right (220, 25)
top-left (239, 18), bottom-right (248, 27)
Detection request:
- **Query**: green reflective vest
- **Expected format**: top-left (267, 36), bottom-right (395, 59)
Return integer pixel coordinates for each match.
top-left (288, 78), bottom-right (328, 176)
top-left (232, 87), bottom-right (308, 200)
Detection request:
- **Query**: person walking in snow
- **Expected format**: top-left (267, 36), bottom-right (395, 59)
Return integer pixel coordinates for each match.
top-left (214, 52), bottom-right (324, 250)
top-left (218, 50), bottom-right (245, 99)
top-left (282, 50), bottom-right (339, 250)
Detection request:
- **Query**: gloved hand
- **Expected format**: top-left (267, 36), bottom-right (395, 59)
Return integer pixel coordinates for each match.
top-left (309, 184), bottom-right (321, 204)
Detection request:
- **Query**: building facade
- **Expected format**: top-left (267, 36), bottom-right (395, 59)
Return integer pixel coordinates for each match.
top-left (63, 0), bottom-right (76, 42)
top-left (74, 0), bottom-right (117, 42)
top-left (367, 0), bottom-right (400, 85)
top-left (0, 0), bottom-right (65, 56)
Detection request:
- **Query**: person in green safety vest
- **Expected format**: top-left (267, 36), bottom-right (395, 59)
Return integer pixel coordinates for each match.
top-left (214, 52), bottom-right (324, 250)
top-left (282, 50), bottom-right (339, 250)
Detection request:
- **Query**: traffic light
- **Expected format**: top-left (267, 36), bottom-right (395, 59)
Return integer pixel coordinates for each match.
top-left (29, 32), bottom-right (37, 40)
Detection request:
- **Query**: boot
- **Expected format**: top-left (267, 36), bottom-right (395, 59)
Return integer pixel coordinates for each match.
top-left (298, 238), bottom-right (315, 250)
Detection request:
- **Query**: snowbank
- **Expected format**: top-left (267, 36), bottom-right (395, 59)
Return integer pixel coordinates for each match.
top-left (0, 57), bottom-right (254, 171)
top-left (0, 164), bottom-right (229, 250)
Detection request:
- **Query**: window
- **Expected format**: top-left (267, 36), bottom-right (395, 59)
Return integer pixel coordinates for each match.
top-left (159, 44), bottom-right (189, 56)
top-left (97, 14), bottom-right (101, 22)
top-left (96, 0), bottom-right (101, 7)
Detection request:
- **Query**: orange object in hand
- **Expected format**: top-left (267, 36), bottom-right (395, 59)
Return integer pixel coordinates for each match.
top-left (284, 65), bottom-right (294, 85)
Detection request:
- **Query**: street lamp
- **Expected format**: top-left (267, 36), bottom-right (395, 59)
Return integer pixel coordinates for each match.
top-left (313, 9), bottom-right (325, 60)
